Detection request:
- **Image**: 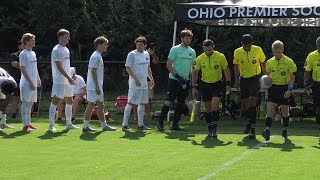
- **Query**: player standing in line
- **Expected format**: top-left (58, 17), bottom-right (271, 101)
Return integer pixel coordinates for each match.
top-left (48, 29), bottom-right (79, 132)
top-left (19, 33), bottom-right (41, 131)
top-left (122, 36), bottom-right (155, 131)
top-left (82, 36), bottom-right (116, 132)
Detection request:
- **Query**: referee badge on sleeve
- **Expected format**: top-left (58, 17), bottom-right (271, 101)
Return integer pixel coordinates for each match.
top-left (281, 71), bottom-right (286, 76)
top-left (214, 65), bottom-right (219, 69)
top-left (252, 60), bottom-right (257, 64)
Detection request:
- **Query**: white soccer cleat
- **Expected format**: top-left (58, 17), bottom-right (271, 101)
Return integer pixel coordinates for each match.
top-left (0, 124), bottom-right (15, 129)
top-left (49, 125), bottom-right (57, 132)
top-left (66, 124), bottom-right (80, 130)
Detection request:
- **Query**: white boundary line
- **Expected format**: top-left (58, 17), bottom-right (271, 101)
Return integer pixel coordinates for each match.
top-left (198, 136), bottom-right (275, 180)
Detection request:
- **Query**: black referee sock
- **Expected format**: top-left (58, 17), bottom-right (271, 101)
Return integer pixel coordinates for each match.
top-left (212, 111), bottom-right (219, 131)
top-left (205, 112), bottom-right (213, 131)
top-left (282, 116), bottom-right (290, 130)
top-left (248, 107), bottom-right (257, 131)
top-left (173, 103), bottom-right (184, 125)
top-left (265, 116), bottom-right (273, 129)
top-left (160, 104), bottom-right (170, 122)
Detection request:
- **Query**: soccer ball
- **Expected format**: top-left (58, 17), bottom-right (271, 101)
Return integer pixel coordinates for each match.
top-left (259, 75), bottom-right (272, 89)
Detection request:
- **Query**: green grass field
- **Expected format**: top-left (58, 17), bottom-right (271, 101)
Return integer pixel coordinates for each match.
top-left (1, 113), bottom-right (320, 180)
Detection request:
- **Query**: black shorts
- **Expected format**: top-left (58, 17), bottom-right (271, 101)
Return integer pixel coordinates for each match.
top-left (267, 85), bottom-right (290, 105)
top-left (200, 80), bottom-right (223, 102)
top-left (240, 76), bottom-right (260, 99)
top-left (166, 78), bottom-right (189, 103)
top-left (312, 82), bottom-right (320, 106)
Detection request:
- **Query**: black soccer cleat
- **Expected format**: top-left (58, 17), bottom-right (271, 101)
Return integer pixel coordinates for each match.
top-left (171, 124), bottom-right (183, 131)
top-left (262, 129), bottom-right (271, 141)
top-left (157, 121), bottom-right (165, 131)
top-left (207, 129), bottom-right (218, 138)
top-left (243, 124), bottom-right (251, 134)
top-left (249, 129), bottom-right (256, 139)
top-left (282, 130), bottom-right (288, 139)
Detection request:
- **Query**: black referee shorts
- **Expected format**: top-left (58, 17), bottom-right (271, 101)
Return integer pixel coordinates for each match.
top-left (312, 82), bottom-right (320, 106)
top-left (240, 75), bottom-right (260, 99)
top-left (267, 85), bottom-right (290, 105)
top-left (199, 80), bottom-right (223, 102)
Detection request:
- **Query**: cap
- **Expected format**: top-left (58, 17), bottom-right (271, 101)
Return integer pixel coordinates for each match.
top-left (70, 67), bottom-right (76, 76)
top-left (241, 34), bottom-right (253, 45)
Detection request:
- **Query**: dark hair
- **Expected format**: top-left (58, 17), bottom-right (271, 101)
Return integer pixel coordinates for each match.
top-left (202, 39), bottom-right (214, 46)
top-left (57, 29), bottom-right (70, 39)
top-left (316, 36), bottom-right (320, 48)
top-left (94, 36), bottom-right (109, 48)
top-left (241, 34), bottom-right (253, 45)
top-left (17, 40), bottom-right (22, 46)
top-left (135, 36), bottom-right (147, 45)
top-left (180, 29), bottom-right (193, 38)
top-left (1, 80), bottom-right (17, 95)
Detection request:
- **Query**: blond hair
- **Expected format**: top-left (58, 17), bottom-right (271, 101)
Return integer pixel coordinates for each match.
top-left (21, 33), bottom-right (35, 45)
top-left (94, 36), bottom-right (109, 48)
top-left (272, 40), bottom-right (284, 50)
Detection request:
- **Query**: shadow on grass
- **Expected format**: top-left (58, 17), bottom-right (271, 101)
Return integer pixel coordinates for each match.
top-left (262, 139), bottom-right (304, 152)
top-left (312, 139), bottom-right (320, 149)
top-left (191, 137), bottom-right (233, 148)
top-left (120, 130), bottom-right (148, 140)
top-left (237, 136), bottom-right (263, 149)
top-left (2, 130), bottom-right (30, 139)
top-left (164, 131), bottom-right (196, 141)
top-left (80, 131), bottom-right (103, 141)
top-left (37, 129), bottom-right (69, 140)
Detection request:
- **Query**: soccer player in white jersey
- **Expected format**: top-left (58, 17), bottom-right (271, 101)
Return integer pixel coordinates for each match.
top-left (57, 67), bottom-right (86, 123)
top-left (19, 33), bottom-right (41, 131)
top-left (0, 67), bottom-right (17, 131)
top-left (82, 36), bottom-right (116, 132)
top-left (122, 36), bottom-right (155, 131)
top-left (48, 29), bottom-right (79, 132)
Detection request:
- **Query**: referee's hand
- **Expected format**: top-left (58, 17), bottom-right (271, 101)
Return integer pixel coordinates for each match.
top-left (235, 79), bottom-right (240, 90)
top-left (192, 87), bottom-right (198, 99)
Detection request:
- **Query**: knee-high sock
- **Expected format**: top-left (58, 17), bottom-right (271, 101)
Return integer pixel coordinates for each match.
top-left (160, 104), bottom-right (170, 122)
top-left (248, 107), bottom-right (257, 128)
top-left (265, 116), bottom-right (273, 129)
top-left (26, 102), bottom-right (33, 125)
top-left (282, 116), bottom-right (290, 130)
top-left (173, 103), bottom-right (184, 125)
top-left (137, 105), bottom-right (145, 127)
top-left (212, 111), bottom-right (219, 131)
top-left (65, 104), bottom-right (72, 125)
top-left (205, 112), bottom-right (213, 131)
top-left (21, 101), bottom-right (29, 126)
top-left (122, 104), bottom-right (132, 126)
top-left (0, 113), bottom-right (6, 125)
top-left (49, 103), bottom-right (57, 126)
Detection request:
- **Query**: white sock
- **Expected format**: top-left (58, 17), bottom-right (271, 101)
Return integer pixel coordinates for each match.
top-left (65, 104), bottom-right (72, 125)
top-left (21, 101), bottom-right (28, 126)
top-left (122, 104), bottom-right (132, 126)
top-left (101, 120), bottom-right (108, 127)
top-left (49, 103), bottom-right (57, 126)
top-left (26, 102), bottom-right (33, 125)
top-left (0, 113), bottom-right (6, 125)
top-left (83, 120), bottom-right (89, 128)
top-left (137, 105), bottom-right (145, 127)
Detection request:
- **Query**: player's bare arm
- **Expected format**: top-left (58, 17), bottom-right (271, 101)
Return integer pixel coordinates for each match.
top-left (91, 68), bottom-right (100, 95)
top-left (55, 61), bottom-right (74, 85)
top-left (125, 66), bottom-right (141, 86)
top-left (20, 66), bottom-right (35, 90)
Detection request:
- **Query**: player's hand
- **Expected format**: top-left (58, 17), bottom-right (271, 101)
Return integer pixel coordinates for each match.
top-left (37, 79), bottom-right (42, 87)
top-left (192, 87), bottom-right (198, 99)
top-left (150, 80), bottom-right (155, 89)
top-left (68, 77), bottom-right (75, 85)
top-left (283, 90), bottom-right (291, 99)
top-left (226, 86), bottom-right (231, 95)
top-left (175, 74), bottom-right (187, 85)
top-left (235, 79), bottom-right (240, 90)
top-left (96, 88), bottom-right (101, 95)
top-left (135, 79), bottom-right (141, 87)
top-left (29, 83), bottom-right (35, 91)
top-left (147, 48), bottom-right (155, 56)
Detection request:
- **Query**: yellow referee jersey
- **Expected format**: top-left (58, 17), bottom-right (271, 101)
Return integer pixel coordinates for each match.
top-left (194, 50), bottom-right (228, 83)
top-left (305, 50), bottom-right (320, 82)
top-left (266, 55), bottom-right (297, 85)
top-left (233, 45), bottom-right (266, 78)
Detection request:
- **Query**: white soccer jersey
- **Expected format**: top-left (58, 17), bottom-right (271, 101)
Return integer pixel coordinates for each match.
top-left (125, 50), bottom-right (150, 89)
top-left (73, 75), bottom-right (86, 96)
top-left (0, 67), bottom-right (16, 86)
top-left (87, 51), bottom-right (104, 90)
top-left (51, 44), bottom-right (71, 84)
top-left (19, 49), bottom-right (38, 87)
